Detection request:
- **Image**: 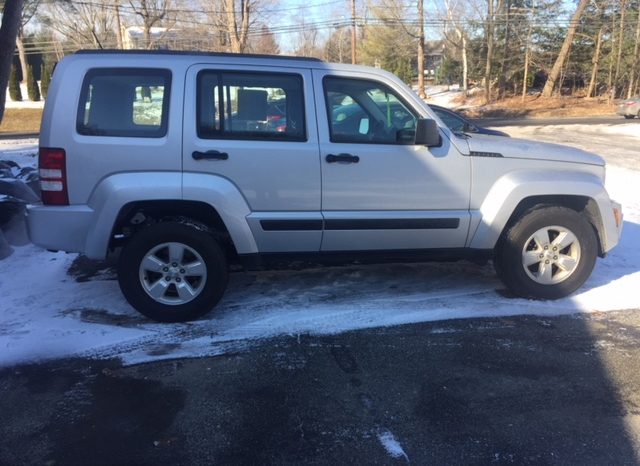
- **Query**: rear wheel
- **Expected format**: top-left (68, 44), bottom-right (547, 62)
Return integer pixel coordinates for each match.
top-left (494, 206), bottom-right (597, 299)
top-left (118, 222), bottom-right (228, 322)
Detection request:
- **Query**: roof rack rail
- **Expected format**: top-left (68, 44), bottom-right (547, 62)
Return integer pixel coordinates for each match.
top-left (75, 49), bottom-right (324, 62)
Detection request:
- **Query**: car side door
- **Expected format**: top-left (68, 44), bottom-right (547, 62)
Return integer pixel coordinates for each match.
top-left (313, 70), bottom-right (471, 252)
top-left (183, 64), bottom-right (322, 253)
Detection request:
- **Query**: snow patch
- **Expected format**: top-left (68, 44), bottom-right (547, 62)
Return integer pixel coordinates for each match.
top-left (377, 429), bottom-right (409, 461)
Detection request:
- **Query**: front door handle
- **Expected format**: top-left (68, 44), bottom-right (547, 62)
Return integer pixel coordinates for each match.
top-left (326, 153), bottom-right (360, 164)
top-left (192, 150), bottom-right (229, 161)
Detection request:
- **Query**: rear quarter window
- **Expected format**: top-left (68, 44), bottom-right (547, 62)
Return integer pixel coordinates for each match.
top-left (77, 68), bottom-right (171, 138)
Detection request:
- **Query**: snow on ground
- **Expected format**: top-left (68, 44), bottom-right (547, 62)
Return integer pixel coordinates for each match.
top-left (0, 127), bottom-right (639, 368)
top-left (4, 83), bottom-right (45, 109)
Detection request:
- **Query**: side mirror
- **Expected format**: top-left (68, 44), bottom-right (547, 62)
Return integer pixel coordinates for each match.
top-left (414, 118), bottom-right (442, 147)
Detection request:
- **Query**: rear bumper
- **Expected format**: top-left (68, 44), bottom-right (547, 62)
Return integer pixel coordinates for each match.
top-left (26, 204), bottom-right (94, 253)
top-left (617, 106), bottom-right (638, 116)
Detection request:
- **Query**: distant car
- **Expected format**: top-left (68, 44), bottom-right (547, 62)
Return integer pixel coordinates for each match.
top-left (428, 104), bottom-right (510, 137)
top-left (617, 97), bottom-right (640, 119)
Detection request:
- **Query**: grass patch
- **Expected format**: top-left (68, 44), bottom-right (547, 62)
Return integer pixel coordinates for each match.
top-left (0, 108), bottom-right (43, 134)
top-left (452, 91), bottom-right (616, 119)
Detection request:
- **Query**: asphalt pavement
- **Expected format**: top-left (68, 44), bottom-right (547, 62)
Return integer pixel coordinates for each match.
top-left (2, 310), bottom-right (640, 465)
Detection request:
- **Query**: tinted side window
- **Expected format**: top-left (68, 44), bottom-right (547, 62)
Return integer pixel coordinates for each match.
top-left (324, 77), bottom-right (417, 144)
top-left (197, 71), bottom-right (306, 142)
top-left (77, 68), bottom-right (171, 138)
top-left (431, 107), bottom-right (466, 133)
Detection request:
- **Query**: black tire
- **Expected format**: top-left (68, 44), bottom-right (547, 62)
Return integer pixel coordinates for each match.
top-left (118, 222), bottom-right (228, 322)
top-left (494, 206), bottom-right (597, 299)
top-left (624, 115), bottom-right (635, 119)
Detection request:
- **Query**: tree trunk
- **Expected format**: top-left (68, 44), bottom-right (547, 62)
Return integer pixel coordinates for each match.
top-left (522, 42), bottom-right (529, 102)
top-left (587, 25), bottom-right (603, 98)
top-left (15, 30), bottom-right (27, 83)
top-left (541, 0), bottom-right (589, 98)
top-left (226, 0), bottom-right (250, 53)
top-left (498, 0), bottom-right (511, 98)
top-left (461, 34), bottom-right (468, 95)
top-left (417, 0), bottom-right (425, 98)
top-left (627, 6), bottom-right (640, 98)
top-left (351, 0), bottom-right (357, 64)
top-left (114, 0), bottom-right (124, 49)
top-left (484, 0), bottom-right (494, 103)
top-left (0, 0), bottom-right (24, 124)
top-left (613, 0), bottom-right (627, 95)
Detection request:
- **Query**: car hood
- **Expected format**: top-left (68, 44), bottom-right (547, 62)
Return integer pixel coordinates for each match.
top-left (466, 133), bottom-right (605, 166)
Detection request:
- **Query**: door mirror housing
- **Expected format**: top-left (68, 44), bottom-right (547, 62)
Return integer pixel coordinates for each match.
top-left (414, 118), bottom-right (442, 147)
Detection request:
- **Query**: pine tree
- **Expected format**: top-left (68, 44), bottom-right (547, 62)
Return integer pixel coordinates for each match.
top-left (8, 65), bottom-right (22, 102)
top-left (40, 62), bottom-right (53, 99)
top-left (26, 64), bottom-right (41, 102)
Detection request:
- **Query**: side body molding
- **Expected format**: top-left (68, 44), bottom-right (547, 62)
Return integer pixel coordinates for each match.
top-left (468, 170), bottom-right (620, 253)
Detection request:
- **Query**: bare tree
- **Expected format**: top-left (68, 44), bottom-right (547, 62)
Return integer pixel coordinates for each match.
top-left (15, 0), bottom-right (38, 82)
top-left (249, 24), bottom-right (280, 54)
top-left (417, 0), bottom-right (426, 98)
top-left (442, 0), bottom-right (470, 95)
top-left (0, 0), bottom-right (24, 123)
top-left (40, 1), bottom-right (116, 49)
top-left (128, 0), bottom-right (172, 49)
top-left (628, 5), bottom-right (640, 98)
top-left (225, 0), bottom-right (250, 52)
top-left (541, 0), bottom-right (589, 97)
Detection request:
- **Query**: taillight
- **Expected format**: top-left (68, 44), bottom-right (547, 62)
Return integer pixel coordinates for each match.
top-left (39, 147), bottom-right (69, 205)
top-left (626, 101), bottom-right (636, 105)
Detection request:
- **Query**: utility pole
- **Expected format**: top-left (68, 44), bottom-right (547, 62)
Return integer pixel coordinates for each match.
top-left (114, 0), bottom-right (124, 49)
top-left (351, 0), bottom-right (357, 64)
top-left (417, 0), bottom-right (426, 99)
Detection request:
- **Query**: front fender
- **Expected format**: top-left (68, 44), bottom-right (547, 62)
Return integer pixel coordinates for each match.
top-left (468, 170), bottom-right (619, 252)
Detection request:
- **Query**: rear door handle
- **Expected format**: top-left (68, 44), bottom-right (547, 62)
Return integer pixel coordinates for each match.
top-left (326, 153), bottom-right (360, 164)
top-left (192, 150), bottom-right (229, 161)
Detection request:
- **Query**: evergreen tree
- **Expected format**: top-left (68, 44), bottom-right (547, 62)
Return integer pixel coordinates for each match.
top-left (26, 64), bottom-right (40, 102)
top-left (359, 0), bottom-right (417, 85)
top-left (40, 62), bottom-right (53, 99)
top-left (8, 65), bottom-right (22, 102)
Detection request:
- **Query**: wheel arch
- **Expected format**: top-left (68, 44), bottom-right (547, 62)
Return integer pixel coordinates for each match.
top-left (468, 171), bottom-right (613, 256)
top-left (109, 199), bottom-right (238, 256)
top-left (497, 195), bottom-right (605, 256)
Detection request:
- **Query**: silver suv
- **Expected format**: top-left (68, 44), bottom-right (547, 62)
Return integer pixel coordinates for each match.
top-left (28, 50), bottom-right (623, 322)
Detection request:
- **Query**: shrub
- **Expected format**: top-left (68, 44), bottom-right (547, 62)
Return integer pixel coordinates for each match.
top-left (40, 62), bottom-right (54, 99)
top-left (26, 65), bottom-right (41, 102)
top-left (8, 66), bottom-right (22, 102)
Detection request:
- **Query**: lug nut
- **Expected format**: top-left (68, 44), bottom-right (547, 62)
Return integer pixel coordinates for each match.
top-left (545, 260), bottom-right (550, 264)
top-left (176, 277), bottom-right (181, 282)
top-left (180, 269), bottom-right (185, 274)
top-left (163, 267), bottom-right (169, 272)
top-left (172, 262), bottom-right (178, 267)
top-left (544, 245), bottom-right (549, 250)
top-left (553, 256), bottom-right (558, 260)
top-left (165, 276), bottom-right (171, 281)
top-left (539, 254), bottom-right (544, 259)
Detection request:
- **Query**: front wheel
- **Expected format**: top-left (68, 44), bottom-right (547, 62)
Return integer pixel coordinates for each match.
top-left (118, 222), bottom-right (228, 322)
top-left (494, 206), bottom-right (597, 299)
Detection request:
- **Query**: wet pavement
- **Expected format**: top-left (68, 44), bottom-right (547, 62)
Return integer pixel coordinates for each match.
top-left (2, 310), bottom-right (640, 465)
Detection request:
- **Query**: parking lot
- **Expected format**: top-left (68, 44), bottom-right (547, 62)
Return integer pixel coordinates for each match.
top-left (1, 121), bottom-right (639, 464)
